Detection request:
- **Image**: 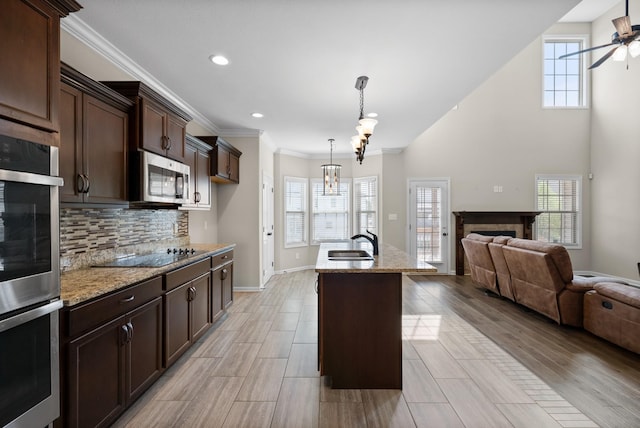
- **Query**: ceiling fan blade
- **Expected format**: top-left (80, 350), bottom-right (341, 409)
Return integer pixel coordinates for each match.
top-left (613, 15), bottom-right (632, 36)
top-left (558, 42), bottom-right (616, 59)
top-left (589, 46), bottom-right (619, 69)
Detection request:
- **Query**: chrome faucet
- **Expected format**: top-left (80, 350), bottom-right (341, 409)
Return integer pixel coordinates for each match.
top-left (350, 230), bottom-right (379, 255)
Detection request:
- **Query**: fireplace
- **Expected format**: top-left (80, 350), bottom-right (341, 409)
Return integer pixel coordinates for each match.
top-left (453, 211), bottom-right (541, 275)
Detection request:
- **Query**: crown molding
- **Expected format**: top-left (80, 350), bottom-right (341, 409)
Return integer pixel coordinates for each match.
top-left (61, 15), bottom-right (220, 135)
top-left (275, 148), bottom-right (313, 159)
top-left (219, 128), bottom-right (263, 139)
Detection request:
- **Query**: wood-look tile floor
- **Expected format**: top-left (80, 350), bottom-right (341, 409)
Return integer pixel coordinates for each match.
top-left (112, 271), bottom-right (640, 427)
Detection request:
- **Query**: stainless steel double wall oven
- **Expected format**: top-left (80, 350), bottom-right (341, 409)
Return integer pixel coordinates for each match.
top-left (0, 135), bottom-right (64, 428)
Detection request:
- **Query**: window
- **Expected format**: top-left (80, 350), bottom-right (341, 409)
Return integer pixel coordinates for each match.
top-left (311, 179), bottom-right (350, 243)
top-left (284, 177), bottom-right (307, 248)
top-left (535, 175), bottom-right (581, 247)
top-left (353, 176), bottom-right (378, 236)
top-left (543, 36), bottom-right (588, 108)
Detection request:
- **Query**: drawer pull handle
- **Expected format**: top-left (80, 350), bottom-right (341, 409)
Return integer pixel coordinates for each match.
top-left (222, 255), bottom-right (228, 259)
top-left (120, 295), bottom-right (135, 304)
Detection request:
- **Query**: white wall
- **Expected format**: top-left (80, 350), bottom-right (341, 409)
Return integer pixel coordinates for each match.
top-left (590, 0), bottom-right (640, 280)
top-left (401, 22), bottom-right (593, 270)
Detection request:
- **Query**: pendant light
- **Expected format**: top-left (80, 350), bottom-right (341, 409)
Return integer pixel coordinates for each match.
top-left (352, 76), bottom-right (378, 164)
top-left (321, 139), bottom-right (341, 195)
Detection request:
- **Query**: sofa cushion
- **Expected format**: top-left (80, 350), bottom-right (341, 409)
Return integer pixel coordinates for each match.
top-left (488, 241), bottom-right (515, 301)
top-left (594, 282), bottom-right (640, 310)
top-left (507, 238), bottom-right (573, 284)
top-left (492, 236), bottom-right (511, 245)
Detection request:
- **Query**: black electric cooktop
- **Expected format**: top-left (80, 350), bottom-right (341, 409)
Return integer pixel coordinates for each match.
top-left (95, 248), bottom-right (208, 268)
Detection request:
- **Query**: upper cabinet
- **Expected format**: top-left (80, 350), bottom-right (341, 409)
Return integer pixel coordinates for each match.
top-left (181, 135), bottom-right (212, 210)
top-left (102, 82), bottom-right (192, 162)
top-left (196, 136), bottom-right (242, 184)
top-left (59, 63), bottom-right (133, 205)
top-left (0, 0), bottom-right (81, 138)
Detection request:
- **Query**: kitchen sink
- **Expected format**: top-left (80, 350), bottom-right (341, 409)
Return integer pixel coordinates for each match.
top-left (327, 250), bottom-right (374, 261)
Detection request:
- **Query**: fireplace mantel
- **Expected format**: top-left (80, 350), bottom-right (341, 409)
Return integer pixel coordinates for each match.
top-left (453, 211), bottom-right (541, 275)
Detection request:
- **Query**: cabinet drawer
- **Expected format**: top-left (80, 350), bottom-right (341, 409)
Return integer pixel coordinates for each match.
top-left (212, 250), bottom-right (233, 269)
top-left (67, 276), bottom-right (163, 338)
top-left (165, 258), bottom-right (211, 291)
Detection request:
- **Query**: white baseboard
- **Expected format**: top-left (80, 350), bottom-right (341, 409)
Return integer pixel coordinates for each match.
top-left (275, 265), bottom-right (315, 275)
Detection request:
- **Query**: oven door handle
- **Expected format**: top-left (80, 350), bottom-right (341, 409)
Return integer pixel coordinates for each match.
top-left (0, 300), bottom-right (63, 333)
top-left (0, 169), bottom-right (64, 187)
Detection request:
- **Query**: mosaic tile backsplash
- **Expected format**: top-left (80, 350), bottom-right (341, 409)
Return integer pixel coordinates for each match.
top-left (60, 208), bottom-right (189, 271)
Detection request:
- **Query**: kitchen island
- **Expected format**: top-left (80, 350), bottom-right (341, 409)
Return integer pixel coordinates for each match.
top-left (315, 242), bottom-right (436, 389)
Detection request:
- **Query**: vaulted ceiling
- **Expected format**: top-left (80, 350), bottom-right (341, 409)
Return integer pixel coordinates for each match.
top-left (63, 0), bottom-right (618, 155)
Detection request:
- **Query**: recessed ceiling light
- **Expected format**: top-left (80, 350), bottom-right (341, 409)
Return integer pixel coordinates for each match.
top-left (251, 112), bottom-right (264, 118)
top-left (367, 112), bottom-right (378, 118)
top-left (209, 55), bottom-right (229, 66)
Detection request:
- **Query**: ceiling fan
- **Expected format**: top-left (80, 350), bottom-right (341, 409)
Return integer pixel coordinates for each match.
top-left (559, 0), bottom-right (640, 69)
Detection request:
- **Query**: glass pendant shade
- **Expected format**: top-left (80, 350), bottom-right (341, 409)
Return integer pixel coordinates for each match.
top-left (613, 45), bottom-right (628, 61)
top-left (358, 117), bottom-right (378, 136)
top-left (629, 40), bottom-right (640, 58)
top-left (350, 135), bottom-right (362, 151)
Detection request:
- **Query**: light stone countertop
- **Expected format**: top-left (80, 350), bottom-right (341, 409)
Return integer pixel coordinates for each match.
top-left (60, 243), bottom-right (235, 307)
top-left (315, 242), bottom-right (437, 273)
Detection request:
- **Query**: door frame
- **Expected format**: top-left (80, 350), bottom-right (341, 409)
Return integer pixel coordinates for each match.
top-left (262, 173), bottom-right (275, 288)
top-left (407, 178), bottom-right (451, 274)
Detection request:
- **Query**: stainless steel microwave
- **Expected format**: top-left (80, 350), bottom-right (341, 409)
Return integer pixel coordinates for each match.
top-left (132, 151), bottom-right (190, 205)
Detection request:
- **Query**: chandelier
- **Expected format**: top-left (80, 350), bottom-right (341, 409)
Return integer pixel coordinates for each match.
top-left (321, 138), bottom-right (341, 195)
top-left (351, 76), bottom-right (378, 164)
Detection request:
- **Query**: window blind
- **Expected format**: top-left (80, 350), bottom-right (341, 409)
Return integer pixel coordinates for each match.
top-left (354, 176), bottom-right (377, 235)
top-left (311, 179), bottom-right (350, 242)
top-left (284, 177), bottom-right (307, 247)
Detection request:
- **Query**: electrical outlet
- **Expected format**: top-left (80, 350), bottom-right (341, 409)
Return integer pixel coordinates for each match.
top-left (173, 223), bottom-right (178, 234)
top-left (295, 252), bottom-right (300, 260)
top-left (204, 221), bottom-right (208, 230)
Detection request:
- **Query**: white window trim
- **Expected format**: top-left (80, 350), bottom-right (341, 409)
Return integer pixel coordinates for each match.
top-left (534, 174), bottom-right (582, 249)
top-left (310, 178), bottom-right (352, 245)
top-left (284, 176), bottom-right (308, 249)
top-left (353, 176), bottom-right (379, 236)
top-left (541, 34), bottom-right (590, 110)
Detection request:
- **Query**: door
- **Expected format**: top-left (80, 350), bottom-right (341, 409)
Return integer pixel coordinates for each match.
top-left (408, 179), bottom-right (450, 274)
top-left (262, 173), bottom-right (275, 287)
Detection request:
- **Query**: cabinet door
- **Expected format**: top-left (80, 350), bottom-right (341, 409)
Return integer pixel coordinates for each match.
top-left (84, 94), bottom-right (128, 204)
top-left (222, 263), bottom-right (234, 309)
top-left (165, 113), bottom-right (186, 162)
top-left (141, 99), bottom-right (167, 157)
top-left (184, 142), bottom-right (198, 205)
top-left (59, 82), bottom-right (84, 203)
top-left (211, 266), bottom-right (224, 322)
top-left (229, 152), bottom-right (240, 183)
top-left (0, 0), bottom-right (60, 132)
top-left (68, 316), bottom-right (126, 428)
top-left (126, 296), bottom-right (163, 404)
top-left (195, 148), bottom-right (211, 206)
top-left (190, 273), bottom-right (211, 342)
top-left (216, 145), bottom-right (230, 180)
top-left (164, 283), bottom-right (191, 367)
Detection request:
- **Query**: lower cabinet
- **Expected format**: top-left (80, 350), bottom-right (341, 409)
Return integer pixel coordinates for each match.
top-left (211, 249), bottom-right (234, 322)
top-left (164, 258), bottom-right (212, 367)
top-left (164, 272), bottom-right (211, 367)
top-left (61, 278), bottom-right (164, 427)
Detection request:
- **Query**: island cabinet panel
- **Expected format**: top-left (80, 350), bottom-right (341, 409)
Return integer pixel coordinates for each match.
top-left (318, 272), bottom-right (402, 389)
top-left (60, 277), bottom-right (164, 428)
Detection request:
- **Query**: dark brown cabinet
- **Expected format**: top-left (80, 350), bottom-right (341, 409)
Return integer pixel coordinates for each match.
top-left (211, 249), bottom-right (234, 321)
top-left (182, 135), bottom-right (212, 209)
top-left (164, 258), bottom-right (212, 367)
top-left (0, 0), bottom-right (80, 135)
top-left (103, 81), bottom-right (191, 162)
top-left (196, 136), bottom-right (242, 184)
top-left (61, 277), bottom-right (164, 428)
top-left (59, 64), bottom-right (132, 205)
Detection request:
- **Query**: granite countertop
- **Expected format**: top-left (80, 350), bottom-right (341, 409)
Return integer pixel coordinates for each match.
top-left (60, 243), bottom-right (235, 307)
top-left (315, 242), bottom-right (437, 273)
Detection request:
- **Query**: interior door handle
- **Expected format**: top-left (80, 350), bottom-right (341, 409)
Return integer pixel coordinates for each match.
top-left (267, 232), bottom-right (273, 236)
top-left (442, 232), bottom-right (448, 236)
